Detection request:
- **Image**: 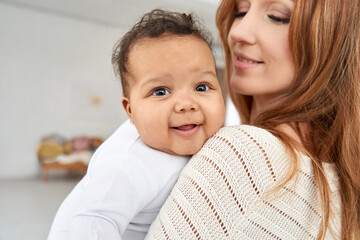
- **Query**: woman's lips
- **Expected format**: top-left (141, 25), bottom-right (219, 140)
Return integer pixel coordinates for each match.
top-left (172, 124), bottom-right (200, 137)
top-left (234, 54), bottom-right (263, 71)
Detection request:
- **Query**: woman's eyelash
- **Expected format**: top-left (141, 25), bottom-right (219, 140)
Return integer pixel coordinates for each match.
top-left (233, 12), bottom-right (290, 24)
top-left (268, 15), bottom-right (290, 24)
top-left (233, 12), bottom-right (246, 18)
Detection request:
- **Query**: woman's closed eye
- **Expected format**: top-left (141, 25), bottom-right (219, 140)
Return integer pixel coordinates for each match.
top-left (232, 12), bottom-right (290, 24)
top-left (152, 88), bottom-right (170, 96)
top-left (268, 14), bottom-right (290, 24)
top-left (233, 12), bottom-right (247, 18)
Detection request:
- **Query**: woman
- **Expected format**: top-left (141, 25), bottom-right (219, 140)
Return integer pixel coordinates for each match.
top-left (146, 0), bottom-right (360, 239)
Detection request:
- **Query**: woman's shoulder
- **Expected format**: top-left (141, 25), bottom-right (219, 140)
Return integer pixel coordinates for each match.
top-left (188, 124), bottom-right (290, 188)
top-left (217, 124), bottom-right (278, 140)
top-left (205, 124), bottom-right (286, 156)
top-left (185, 124), bottom-right (295, 192)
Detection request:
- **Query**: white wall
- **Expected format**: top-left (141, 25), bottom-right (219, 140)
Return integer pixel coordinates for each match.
top-left (0, 3), bottom-right (129, 178)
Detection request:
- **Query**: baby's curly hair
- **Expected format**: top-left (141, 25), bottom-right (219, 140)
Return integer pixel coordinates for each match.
top-left (112, 9), bottom-right (213, 97)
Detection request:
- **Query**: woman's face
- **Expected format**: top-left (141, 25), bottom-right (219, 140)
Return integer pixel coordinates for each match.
top-left (228, 0), bottom-right (296, 110)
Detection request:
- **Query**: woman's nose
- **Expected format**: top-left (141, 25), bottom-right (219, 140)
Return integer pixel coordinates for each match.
top-left (174, 95), bottom-right (199, 113)
top-left (228, 13), bottom-right (257, 45)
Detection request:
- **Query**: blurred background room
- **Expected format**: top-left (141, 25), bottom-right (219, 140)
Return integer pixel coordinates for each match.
top-left (0, 0), bottom-right (239, 239)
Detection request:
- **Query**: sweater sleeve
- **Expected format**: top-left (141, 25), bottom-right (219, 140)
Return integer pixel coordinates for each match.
top-left (146, 125), bottom-right (330, 240)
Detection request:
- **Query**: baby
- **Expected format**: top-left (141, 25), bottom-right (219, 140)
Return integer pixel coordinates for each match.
top-left (48, 9), bottom-right (225, 240)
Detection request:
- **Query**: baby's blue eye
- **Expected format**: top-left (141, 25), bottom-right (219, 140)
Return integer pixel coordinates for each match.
top-left (153, 88), bottom-right (169, 96)
top-left (195, 84), bottom-right (210, 92)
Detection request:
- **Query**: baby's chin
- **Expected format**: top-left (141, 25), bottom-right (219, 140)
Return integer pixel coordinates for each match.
top-left (145, 141), bottom-right (203, 156)
top-left (165, 146), bottom-right (201, 156)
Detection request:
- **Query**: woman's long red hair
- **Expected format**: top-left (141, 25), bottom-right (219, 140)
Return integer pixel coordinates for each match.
top-left (216, 0), bottom-right (360, 239)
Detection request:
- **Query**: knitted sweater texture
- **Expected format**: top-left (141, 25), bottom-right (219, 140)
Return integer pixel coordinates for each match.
top-left (146, 125), bottom-right (341, 239)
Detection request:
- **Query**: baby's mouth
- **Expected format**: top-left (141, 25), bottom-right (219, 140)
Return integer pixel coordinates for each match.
top-left (172, 124), bottom-right (200, 137)
top-left (174, 124), bottom-right (198, 130)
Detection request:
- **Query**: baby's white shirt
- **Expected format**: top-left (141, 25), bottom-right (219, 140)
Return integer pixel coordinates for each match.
top-left (48, 119), bottom-right (189, 240)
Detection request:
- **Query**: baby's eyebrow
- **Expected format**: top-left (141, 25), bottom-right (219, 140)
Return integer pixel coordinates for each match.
top-left (193, 69), bottom-right (217, 78)
top-left (202, 70), bottom-right (217, 76)
top-left (140, 76), bottom-right (170, 88)
top-left (188, 66), bottom-right (216, 74)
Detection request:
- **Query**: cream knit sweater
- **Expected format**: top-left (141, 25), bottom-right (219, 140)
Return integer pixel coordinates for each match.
top-left (146, 125), bottom-right (341, 239)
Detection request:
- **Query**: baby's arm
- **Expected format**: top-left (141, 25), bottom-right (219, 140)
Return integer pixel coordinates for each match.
top-left (68, 153), bottom-right (157, 239)
top-left (70, 216), bottom-right (120, 239)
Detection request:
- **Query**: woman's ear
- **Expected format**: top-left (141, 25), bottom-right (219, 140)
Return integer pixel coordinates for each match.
top-left (122, 96), bottom-right (132, 119)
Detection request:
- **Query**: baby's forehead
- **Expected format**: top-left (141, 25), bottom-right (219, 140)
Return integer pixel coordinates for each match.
top-left (131, 33), bottom-right (210, 51)
top-left (127, 34), bottom-right (214, 69)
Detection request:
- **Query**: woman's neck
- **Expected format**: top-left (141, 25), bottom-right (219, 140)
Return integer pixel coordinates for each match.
top-left (250, 97), bottom-right (308, 155)
top-left (250, 94), bottom-right (289, 124)
top-left (249, 97), bottom-right (272, 124)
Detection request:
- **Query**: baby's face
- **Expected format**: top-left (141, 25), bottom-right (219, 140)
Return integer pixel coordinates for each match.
top-left (122, 35), bottom-right (225, 155)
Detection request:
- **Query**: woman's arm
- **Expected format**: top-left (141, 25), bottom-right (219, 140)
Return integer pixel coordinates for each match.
top-left (146, 126), bottom-right (325, 239)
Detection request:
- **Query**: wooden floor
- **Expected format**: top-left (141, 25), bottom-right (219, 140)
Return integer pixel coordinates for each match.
top-left (0, 175), bottom-right (81, 240)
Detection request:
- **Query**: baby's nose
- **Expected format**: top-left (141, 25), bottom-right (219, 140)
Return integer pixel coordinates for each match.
top-left (174, 95), bottom-right (199, 112)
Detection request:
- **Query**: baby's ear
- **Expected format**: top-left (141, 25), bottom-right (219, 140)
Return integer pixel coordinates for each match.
top-left (121, 96), bottom-right (132, 119)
